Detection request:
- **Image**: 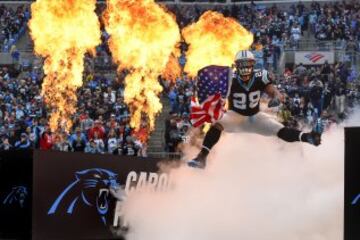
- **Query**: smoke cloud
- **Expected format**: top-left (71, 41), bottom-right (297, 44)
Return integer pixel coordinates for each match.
top-left (122, 111), bottom-right (360, 240)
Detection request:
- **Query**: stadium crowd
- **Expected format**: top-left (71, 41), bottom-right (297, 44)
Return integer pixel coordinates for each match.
top-left (309, 1), bottom-right (360, 43)
top-left (0, 4), bottom-right (29, 52)
top-left (276, 61), bottom-right (359, 128)
top-left (0, 1), bottom-right (360, 155)
top-left (0, 63), bottom-right (148, 156)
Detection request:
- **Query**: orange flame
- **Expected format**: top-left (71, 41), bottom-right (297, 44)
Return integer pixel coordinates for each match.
top-left (29, 0), bottom-right (101, 132)
top-left (104, 0), bottom-right (180, 131)
top-left (182, 11), bottom-right (254, 76)
top-left (162, 49), bottom-right (182, 82)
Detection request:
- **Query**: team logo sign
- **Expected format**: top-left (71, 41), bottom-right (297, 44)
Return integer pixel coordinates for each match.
top-left (304, 52), bottom-right (325, 63)
top-left (48, 168), bottom-right (119, 225)
top-left (2, 186), bottom-right (28, 208)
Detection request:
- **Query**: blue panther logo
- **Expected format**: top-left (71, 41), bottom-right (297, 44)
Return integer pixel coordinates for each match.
top-left (48, 168), bottom-right (119, 225)
top-left (3, 186), bottom-right (28, 208)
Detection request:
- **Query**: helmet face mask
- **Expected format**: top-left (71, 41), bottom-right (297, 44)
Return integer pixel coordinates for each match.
top-left (235, 59), bottom-right (255, 81)
top-left (234, 50), bottom-right (256, 82)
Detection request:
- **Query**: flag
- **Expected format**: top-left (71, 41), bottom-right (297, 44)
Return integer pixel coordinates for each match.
top-left (197, 65), bottom-right (230, 103)
top-left (190, 93), bottom-right (225, 128)
top-left (190, 65), bottom-right (230, 127)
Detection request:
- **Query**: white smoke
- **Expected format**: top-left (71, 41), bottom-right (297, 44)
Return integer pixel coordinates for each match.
top-left (122, 110), bottom-right (360, 240)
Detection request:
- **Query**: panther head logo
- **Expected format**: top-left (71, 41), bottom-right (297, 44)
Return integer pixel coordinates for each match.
top-left (3, 186), bottom-right (28, 208)
top-left (48, 168), bottom-right (119, 225)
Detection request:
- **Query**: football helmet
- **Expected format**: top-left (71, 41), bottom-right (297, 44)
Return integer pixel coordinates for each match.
top-left (234, 50), bottom-right (256, 80)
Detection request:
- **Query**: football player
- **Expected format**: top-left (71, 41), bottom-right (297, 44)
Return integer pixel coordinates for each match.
top-left (188, 50), bottom-right (322, 168)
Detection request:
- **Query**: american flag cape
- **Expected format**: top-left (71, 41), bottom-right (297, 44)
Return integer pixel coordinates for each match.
top-left (190, 65), bottom-right (231, 128)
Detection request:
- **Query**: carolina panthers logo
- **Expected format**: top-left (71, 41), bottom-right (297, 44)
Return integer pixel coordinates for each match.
top-left (2, 186), bottom-right (28, 208)
top-left (48, 168), bottom-right (119, 225)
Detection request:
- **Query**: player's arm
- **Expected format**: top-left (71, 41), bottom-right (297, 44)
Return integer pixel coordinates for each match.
top-left (264, 84), bottom-right (285, 103)
top-left (261, 70), bottom-right (285, 104)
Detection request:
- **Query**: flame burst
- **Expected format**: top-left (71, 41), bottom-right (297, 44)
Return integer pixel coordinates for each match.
top-left (29, 0), bottom-right (101, 132)
top-left (104, 0), bottom-right (180, 131)
top-left (162, 49), bottom-right (182, 82)
top-left (182, 11), bottom-right (254, 76)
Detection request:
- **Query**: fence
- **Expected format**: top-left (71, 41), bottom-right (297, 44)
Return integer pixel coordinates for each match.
top-left (284, 40), bottom-right (351, 52)
top-left (0, 0), bottom-right (343, 6)
top-left (147, 151), bottom-right (182, 160)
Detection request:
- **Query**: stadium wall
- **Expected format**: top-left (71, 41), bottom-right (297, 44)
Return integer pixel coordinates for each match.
top-left (0, 150), bottom-right (171, 240)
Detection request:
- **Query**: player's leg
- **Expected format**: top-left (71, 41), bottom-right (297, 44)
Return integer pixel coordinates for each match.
top-left (188, 111), bottom-right (243, 168)
top-left (277, 128), bottom-right (321, 146)
top-left (188, 123), bottom-right (223, 168)
top-left (252, 112), bottom-right (322, 146)
top-left (245, 112), bottom-right (284, 136)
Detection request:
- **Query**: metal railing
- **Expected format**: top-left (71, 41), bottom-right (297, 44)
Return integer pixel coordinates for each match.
top-left (284, 40), bottom-right (349, 52)
top-left (147, 152), bottom-right (182, 159)
top-left (0, 0), bottom-right (342, 5)
top-left (336, 50), bottom-right (360, 69)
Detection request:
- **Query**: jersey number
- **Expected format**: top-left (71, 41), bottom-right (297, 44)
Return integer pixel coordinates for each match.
top-left (233, 91), bottom-right (261, 110)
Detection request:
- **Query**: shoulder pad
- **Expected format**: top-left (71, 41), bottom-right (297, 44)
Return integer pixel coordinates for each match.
top-left (261, 69), bottom-right (272, 85)
top-left (253, 69), bottom-right (271, 84)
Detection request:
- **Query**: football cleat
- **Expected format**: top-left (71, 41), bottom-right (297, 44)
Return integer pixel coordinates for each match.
top-left (187, 159), bottom-right (206, 169)
top-left (187, 152), bottom-right (207, 169)
top-left (306, 130), bottom-right (322, 146)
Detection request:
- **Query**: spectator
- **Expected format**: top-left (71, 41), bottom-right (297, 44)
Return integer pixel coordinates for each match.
top-left (85, 138), bottom-right (102, 154)
top-left (294, 63), bottom-right (307, 79)
top-left (320, 61), bottom-right (331, 82)
top-left (14, 133), bottom-right (30, 149)
top-left (166, 118), bottom-right (182, 153)
top-left (122, 136), bottom-right (138, 156)
top-left (335, 81), bottom-right (346, 119)
top-left (290, 22), bottom-right (302, 48)
top-left (0, 135), bottom-right (12, 150)
top-left (309, 78), bottom-right (324, 117)
top-left (71, 128), bottom-right (87, 152)
top-left (107, 129), bottom-right (118, 154)
top-left (52, 134), bottom-right (72, 152)
top-left (88, 119), bottom-right (106, 140)
top-left (113, 142), bottom-right (124, 155)
top-left (80, 111), bottom-right (94, 132)
top-left (93, 131), bottom-right (105, 153)
top-left (39, 125), bottom-right (53, 150)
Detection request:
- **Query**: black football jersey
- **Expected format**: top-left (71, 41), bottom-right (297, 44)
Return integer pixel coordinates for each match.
top-left (228, 69), bottom-right (272, 116)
